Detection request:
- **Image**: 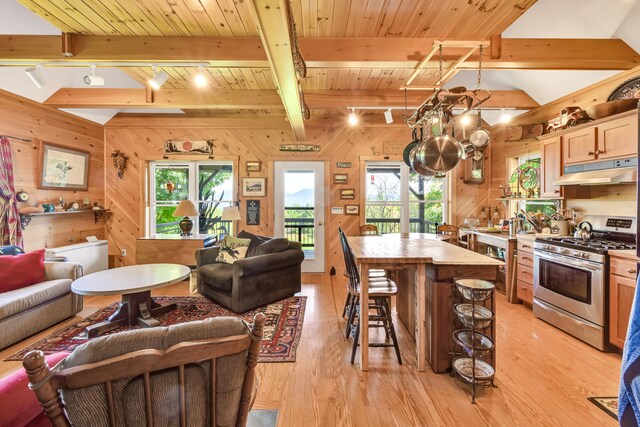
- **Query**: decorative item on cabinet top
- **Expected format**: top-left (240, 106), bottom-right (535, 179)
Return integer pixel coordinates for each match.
top-left (111, 150), bottom-right (128, 179)
top-left (163, 139), bottom-right (214, 158)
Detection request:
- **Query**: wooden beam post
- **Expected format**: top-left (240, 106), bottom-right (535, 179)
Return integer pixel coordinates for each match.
top-left (490, 35), bottom-right (502, 59)
top-left (61, 33), bottom-right (76, 57)
top-left (248, 0), bottom-right (306, 141)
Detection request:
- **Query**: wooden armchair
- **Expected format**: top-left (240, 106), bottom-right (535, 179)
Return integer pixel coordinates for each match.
top-left (23, 313), bottom-right (265, 427)
top-left (437, 224), bottom-right (460, 246)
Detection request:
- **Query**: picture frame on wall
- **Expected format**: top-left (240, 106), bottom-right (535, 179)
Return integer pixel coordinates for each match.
top-left (242, 177), bottom-right (266, 197)
top-left (340, 188), bottom-right (355, 200)
top-left (333, 173), bottom-right (348, 184)
top-left (246, 160), bottom-right (262, 172)
top-left (345, 205), bottom-right (359, 215)
top-left (38, 141), bottom-right (90, 191)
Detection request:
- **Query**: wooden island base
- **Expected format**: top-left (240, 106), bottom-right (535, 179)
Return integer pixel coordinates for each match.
top-left (395, 264), bottom-right (498, 373)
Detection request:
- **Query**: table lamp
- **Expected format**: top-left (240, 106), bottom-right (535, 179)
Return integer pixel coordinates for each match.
top-left (221, 205), bottom-right (241, 236)
top-left (173, 200), bottom-right (199, 236)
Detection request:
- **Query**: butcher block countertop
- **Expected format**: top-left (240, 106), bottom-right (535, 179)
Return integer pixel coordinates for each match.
top-left (609, 249), bottom-right (639, 261)
top-left (347, 234), bottom-right (503, 266)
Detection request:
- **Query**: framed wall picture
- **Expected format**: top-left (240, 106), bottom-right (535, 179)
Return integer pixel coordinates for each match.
top-left (345, 205), bottom-right (359, 215)
top-left (333, 173), bottom-right (348, 184)
top-left (340, 188), bottom-right (355, 200)
top-left (38, 142), bottom-right (89, 191)
top-left (242, 177), bottom-right (266, 197)
top-left (246, 160), bottom-right (261, 172)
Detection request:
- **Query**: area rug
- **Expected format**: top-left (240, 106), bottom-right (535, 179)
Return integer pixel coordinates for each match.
top-left (6, 296), bottom-right (306, 363)
top-left (588, 396), bottom-right (618, 420)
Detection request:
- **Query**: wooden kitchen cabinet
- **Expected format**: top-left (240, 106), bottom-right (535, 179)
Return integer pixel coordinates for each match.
top-left (597, 115), bottom-right (638, 161)
top-left (609, 254), bottom-right (638, 349)
top-left (563, 127), bottom-right (596, 165)
top-left (540, 135), bottom-right (563, 198)
top-left (516, 238), bottom-right (535, 307)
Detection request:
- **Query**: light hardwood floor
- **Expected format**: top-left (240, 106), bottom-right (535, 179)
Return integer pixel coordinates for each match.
top-left (1, 274), bottom-right (621, 426)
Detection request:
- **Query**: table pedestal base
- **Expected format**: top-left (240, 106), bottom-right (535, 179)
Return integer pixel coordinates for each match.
top-left (85, 291), bottom-right (177, 338)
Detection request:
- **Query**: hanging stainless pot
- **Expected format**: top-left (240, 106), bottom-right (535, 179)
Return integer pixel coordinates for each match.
top-left (403, 128), bottom-right (419, 168)
top-left (469, 110), bottom-right (490, 148)
top-left (409, 143), bottom-right (435, 177)
top-left (415, 115), bottom-right (463, 173)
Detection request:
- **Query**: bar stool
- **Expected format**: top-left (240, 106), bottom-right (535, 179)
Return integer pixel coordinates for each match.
top-left (339, 229), bottom-right (402, 365)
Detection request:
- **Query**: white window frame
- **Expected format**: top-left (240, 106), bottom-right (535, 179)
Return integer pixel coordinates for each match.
top-left (365, 161), bottom-right (449, 234)
top-left (149, 160), bottom-right (235, 235)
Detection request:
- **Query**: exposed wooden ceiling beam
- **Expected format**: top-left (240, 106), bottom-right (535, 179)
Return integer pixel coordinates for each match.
top-left (43, 88), bottom-right (539, 110)
top-left (508, 66), bottom-right (640, 126)
top-left (247, 0), bottom-right (305, 141)
top-left (1, 35), bottom-right (637, 71)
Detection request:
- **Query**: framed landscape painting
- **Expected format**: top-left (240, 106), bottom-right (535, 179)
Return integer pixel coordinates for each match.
top-left (242, 177), bottom-right (266, 197)
top-left (38, 142), bottom-right (89, 191)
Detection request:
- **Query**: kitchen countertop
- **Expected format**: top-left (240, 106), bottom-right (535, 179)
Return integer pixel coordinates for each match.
top-left (609, 249), bottom-right (639, 261)
top-left (460, 228), bottom-right (516, 241)
top-left (347, 234), bottom-right (504, 266)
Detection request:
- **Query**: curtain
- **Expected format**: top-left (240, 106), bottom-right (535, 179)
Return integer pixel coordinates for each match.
top-left (0, 135), bottom-right (22, 247)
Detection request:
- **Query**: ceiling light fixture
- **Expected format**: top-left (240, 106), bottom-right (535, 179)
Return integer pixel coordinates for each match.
top-left (25, 64), bottom-right (46, 88)
top-left (384, 108), bottom-right (393, 124)
top-left (148, 65), bottom-right (169, 90)
top-left (348, 108), bottom-right (358, 126)
top-left (83, 64), bottom-right (105, 86)
top-left (499, 109), bottom-right (512, 124)
top-left (194, 65), bottom-right (207, 87)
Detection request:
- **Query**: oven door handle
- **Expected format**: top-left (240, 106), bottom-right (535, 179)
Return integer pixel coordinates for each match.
top-left (534, 251), bottom-right (602, 271)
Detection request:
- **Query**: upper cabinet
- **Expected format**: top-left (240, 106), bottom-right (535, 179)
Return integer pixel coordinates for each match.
top-left (561, 112), bottom-right (637, 167)
top-left (540, 135), bottom-right (562, 198)
top-left (597, 115), bottom-right (638, 161)
top-left (563, 127), bottom-right (597, 165)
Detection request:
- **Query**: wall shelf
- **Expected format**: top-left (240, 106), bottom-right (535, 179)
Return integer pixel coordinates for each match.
top-left (20, 209), bottom-right (109, 230)
top-left (496, 197), bottom-right (562, 207)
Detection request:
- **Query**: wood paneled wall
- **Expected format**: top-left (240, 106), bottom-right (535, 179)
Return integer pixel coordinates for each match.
top-left (104, 117), bottom-right (488, 271)
top-left (0, 90), bottom-right (105, 251)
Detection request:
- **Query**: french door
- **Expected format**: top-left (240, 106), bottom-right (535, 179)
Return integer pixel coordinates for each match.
top-left (273, 161), bottom-right (325, 273)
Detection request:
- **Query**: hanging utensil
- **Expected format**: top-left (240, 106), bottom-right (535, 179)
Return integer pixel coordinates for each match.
top-left (410, 125), bottom-right (435, 177)
top-left (469, 109), bottom-right (490, 148)
top-left (458, 115), bottom-right (476, 160)
top-left (403, 128), bottom-right (419, 167)
top-left (415, 111), bottom-right (463, 173)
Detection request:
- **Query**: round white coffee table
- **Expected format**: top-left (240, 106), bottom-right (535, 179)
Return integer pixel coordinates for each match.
top-left (72, 264), bottom-right (190, 338)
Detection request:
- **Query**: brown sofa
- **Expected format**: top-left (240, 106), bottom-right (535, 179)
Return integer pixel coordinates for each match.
top-left (196, 231), bottom-right (304, 313)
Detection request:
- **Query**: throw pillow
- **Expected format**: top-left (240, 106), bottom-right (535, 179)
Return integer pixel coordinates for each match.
top-left (237, 230), bottom-right (268, 257)
top-left (0, 249), bottom-right (46, 293)
top-left (255, 238), bottom-right (290, 256)
top-left (216, 236), bottom-right (251, 264)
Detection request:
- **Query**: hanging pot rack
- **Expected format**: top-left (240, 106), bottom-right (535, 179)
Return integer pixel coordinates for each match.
top-left (405, 87), bottom-right (491, 129)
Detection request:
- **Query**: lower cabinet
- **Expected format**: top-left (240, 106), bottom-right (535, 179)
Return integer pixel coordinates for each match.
top-left (516, 239), bottom-right (535, 307)
top-left (609, 256), bottom-right (638, 349)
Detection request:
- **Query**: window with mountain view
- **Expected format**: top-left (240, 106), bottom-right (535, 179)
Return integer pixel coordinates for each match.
top-left (149, 161), bottom-right (234, 235)
top-left (365, 162), bottom-right (446, 234)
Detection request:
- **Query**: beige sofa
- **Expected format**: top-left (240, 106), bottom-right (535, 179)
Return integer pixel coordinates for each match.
top-left (0, 262), bottom-right (83, 350)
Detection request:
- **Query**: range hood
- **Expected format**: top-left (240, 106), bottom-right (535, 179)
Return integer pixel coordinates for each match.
top-left (554, 166), bottom-right (637, 186)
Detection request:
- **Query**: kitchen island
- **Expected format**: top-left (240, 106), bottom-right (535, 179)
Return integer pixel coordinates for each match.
top-left (347, 233), bottom-right (503, 372)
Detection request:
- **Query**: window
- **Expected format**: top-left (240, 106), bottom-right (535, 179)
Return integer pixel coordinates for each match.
top-left (149, 161), bottom-right (234, 235)
top-left (508, 155), bottom-right (559, 218)
top-left (365, 162), bottom-right (447, 234)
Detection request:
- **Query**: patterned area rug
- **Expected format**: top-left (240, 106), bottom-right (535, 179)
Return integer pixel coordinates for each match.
top-left (588, 396), bottom-right (618, 420)
top-left (6, 296), bottom-right (306, 363)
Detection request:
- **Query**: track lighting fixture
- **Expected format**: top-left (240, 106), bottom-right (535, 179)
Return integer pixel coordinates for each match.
top-left (194, 65), bottom-right (207, 87)
top-left (25, 64), bottom-right (46, 88)
top-left (348, 108), bottom-right (358, 126)
top-left (83, 64), bottom-right (105, 86)
top-left (384, 108), bottom-right (393, 124)
top-left (148, 65), bottom-right (169, 90)
top-left (460, 114), bottom-right (472, 126)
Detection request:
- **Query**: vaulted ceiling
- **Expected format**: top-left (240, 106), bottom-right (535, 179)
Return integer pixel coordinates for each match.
top-left (0, 0), bottom-right (639, 135)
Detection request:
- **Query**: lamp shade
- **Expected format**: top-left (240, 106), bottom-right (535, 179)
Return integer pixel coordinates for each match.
top-left (173, 200), bottom-right (199, 217)
top-left (221, 206), bottom-right (241, 221)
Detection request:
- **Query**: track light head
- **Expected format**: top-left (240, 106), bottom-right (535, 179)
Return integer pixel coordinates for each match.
top-left (460, 114), bottom-right (472, 126)
top-left (348, 108), bottom-right (358, 126)
top-left (384, 108), bottom-right (393, 124)
top-left (148, 65), bottom-right (169, 90)
top-left (499, 110), bottom-right (512, 124)
top-left (83, 64), bottom-right (105, 86)
top-left (194, 65), bottom-right (207, 88)
top-left (25, 64), bottom-right (46, 88)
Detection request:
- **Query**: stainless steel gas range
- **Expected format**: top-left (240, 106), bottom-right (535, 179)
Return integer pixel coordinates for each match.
top-left (533, 215), bottom-right (636, 350)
